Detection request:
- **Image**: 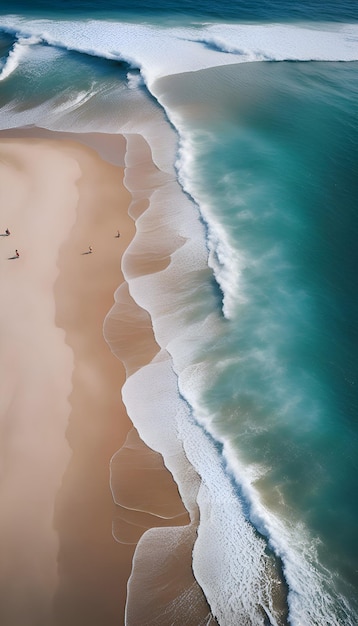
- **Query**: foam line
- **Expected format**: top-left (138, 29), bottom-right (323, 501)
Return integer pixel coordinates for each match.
top-left (0, 35), bottom-right (40, 81)
top-left (0, 19), bottom-right (358, 88)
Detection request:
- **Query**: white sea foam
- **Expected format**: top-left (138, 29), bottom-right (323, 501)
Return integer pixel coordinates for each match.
top-left (52, 87), bottom-right (97, 113)
top-left (0, 17), bottom-right (358, 89)
top-left (0, 34), bottom-right (40, 81)
top-left (215, 436), bottom-right (357, 625)
top-left (122, 356), bottom-right (281, 625)
top-left (185, 23), bottom-right (358, 64)
top-left (173, 131), bottom-right (250, 319)
top-left (126, 71), bottom-right (144, 89)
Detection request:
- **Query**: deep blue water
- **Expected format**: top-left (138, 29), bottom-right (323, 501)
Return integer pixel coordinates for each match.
top-left (1, 0), bottom-right (358, 22)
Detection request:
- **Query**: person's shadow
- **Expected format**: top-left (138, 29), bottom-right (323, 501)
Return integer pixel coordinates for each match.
top-left (81, 251), bottom-right (92, 255)
top-left (8, 255), bottom-right (19, 260)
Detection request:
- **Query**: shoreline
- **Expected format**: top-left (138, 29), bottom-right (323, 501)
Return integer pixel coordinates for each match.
top-left (1, 12), bottom-right (356, 625)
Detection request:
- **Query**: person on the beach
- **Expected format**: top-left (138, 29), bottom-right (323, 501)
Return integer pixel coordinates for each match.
top-left (5, 228), bottom-right (10, 236)
top-left (15, 249), bottom-right (19, 257)
top-left (89, 245), bottom-right (93, 253)
top-left (116, 230), bottom-right (120, 238)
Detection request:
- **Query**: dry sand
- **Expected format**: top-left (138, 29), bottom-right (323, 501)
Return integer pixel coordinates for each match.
top-left (0, 133), bottom-right (190, 626)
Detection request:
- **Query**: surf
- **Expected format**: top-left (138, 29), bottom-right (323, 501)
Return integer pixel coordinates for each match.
top-left (0, 18), bottom-right (358, 86)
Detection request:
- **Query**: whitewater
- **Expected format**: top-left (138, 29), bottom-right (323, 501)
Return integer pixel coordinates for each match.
top-left (1, 14), bottom-right (358, 625)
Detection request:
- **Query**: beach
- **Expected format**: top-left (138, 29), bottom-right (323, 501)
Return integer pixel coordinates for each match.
top-left (0, 131), bottom-right (201, 626)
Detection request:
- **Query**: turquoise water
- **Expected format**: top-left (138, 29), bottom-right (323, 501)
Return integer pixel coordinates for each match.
top-left (1, 3), bottom-right (358, 625)
top-left (157, 60), bottom-right (358, 612)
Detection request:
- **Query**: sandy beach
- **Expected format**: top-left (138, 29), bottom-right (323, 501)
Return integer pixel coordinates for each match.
top-left (0, 131), bottom-right (192, 626)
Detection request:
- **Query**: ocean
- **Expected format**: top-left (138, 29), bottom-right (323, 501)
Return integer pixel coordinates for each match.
top-left (1, 1), bottom-right (358, 625)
